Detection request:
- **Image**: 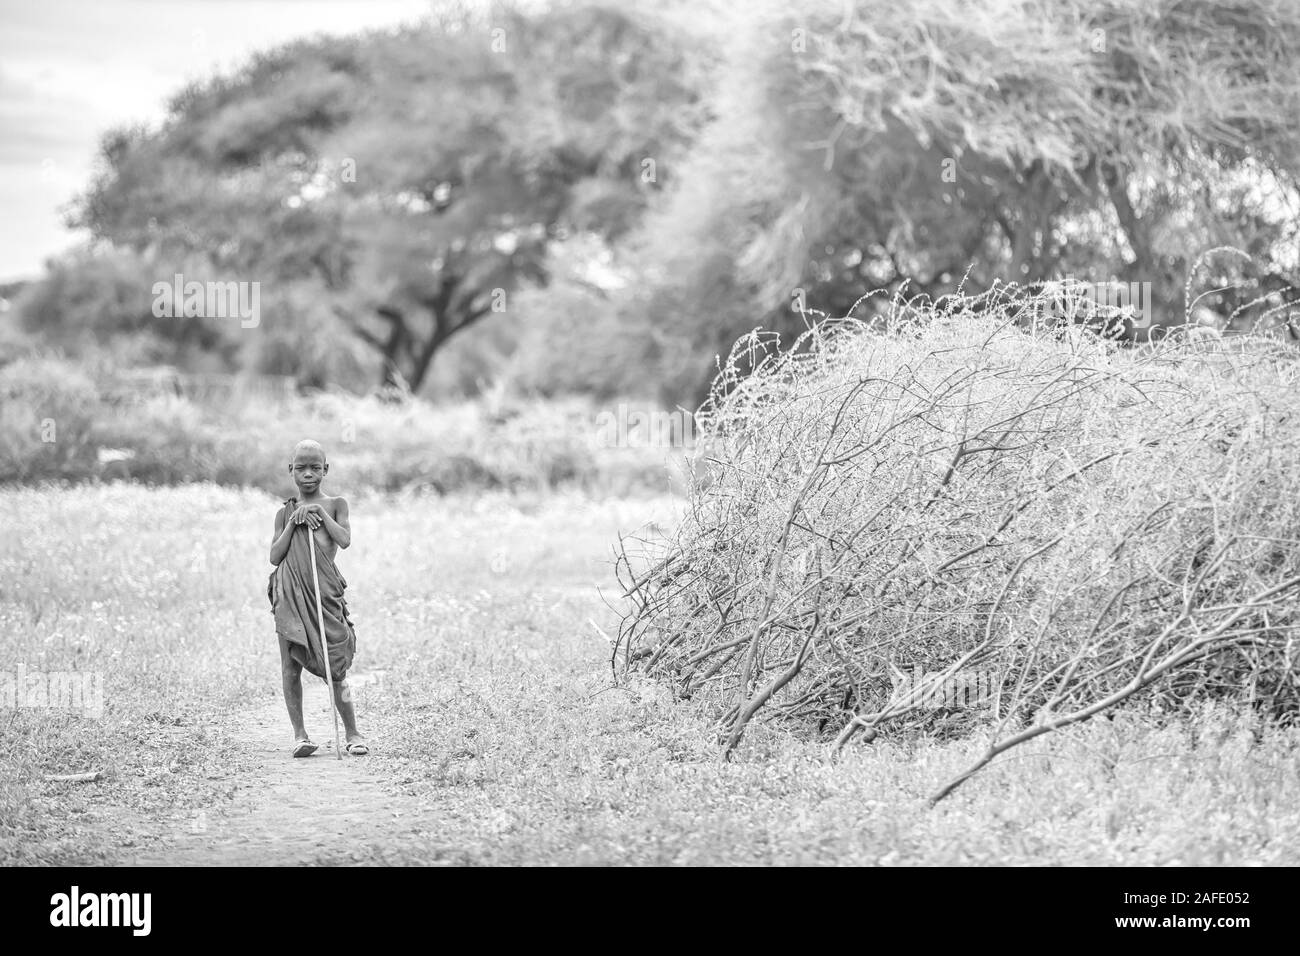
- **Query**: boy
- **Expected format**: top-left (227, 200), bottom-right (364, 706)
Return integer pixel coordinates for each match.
top-left (267, 439), bottom-right (369, 757)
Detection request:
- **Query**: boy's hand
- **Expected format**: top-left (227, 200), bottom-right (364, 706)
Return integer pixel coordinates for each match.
top-left (291, 504), bottom-right (324, 529)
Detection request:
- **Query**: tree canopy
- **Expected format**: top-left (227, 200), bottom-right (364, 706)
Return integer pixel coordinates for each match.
top-left (72, 0), bottom-right (708, 390)
top-left (623, 0), bottom-right (1300, 401)
top-left (18, 0), bottom-right (1300, 405)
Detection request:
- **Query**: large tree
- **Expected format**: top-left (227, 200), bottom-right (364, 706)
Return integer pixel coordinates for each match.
top-left (73, 0), bottom-right (707, 391)
top-left (626, 0), bottom-right (1300, 403)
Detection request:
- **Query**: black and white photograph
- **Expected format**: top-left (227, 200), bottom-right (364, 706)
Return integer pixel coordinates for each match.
top-left (0, 0), bottom-right (1296, 910)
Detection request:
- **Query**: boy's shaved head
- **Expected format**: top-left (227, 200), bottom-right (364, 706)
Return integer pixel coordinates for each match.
top-left (292, 439), bottom-right (326, 462)
top-left (288, 438), bottom-right (329, 490)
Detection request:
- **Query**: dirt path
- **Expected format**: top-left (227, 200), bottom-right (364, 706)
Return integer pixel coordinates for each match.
top-left (131, 672), bottom-right (418, 866)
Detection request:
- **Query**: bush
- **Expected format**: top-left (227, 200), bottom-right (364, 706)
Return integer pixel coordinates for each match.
top-left (615, 286), bottom-right (1300, 797)
top-left (0, 357), bottom-right (100, 481)
top-left (508, 274), bottom-right (662, 399)
top-left (0, 358), bottom-right (676, 496)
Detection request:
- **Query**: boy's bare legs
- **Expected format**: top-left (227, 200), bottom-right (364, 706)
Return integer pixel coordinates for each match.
top-left (334, 679), bottom-right (368, 753)
top-left (279, 637), bottom-right (366, 754)
top-left (279, 637), bottom-right (315, 754)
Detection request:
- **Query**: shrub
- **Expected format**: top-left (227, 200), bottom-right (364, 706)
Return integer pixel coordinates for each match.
top-left (0, 357), bottom-right (100, 481)
top-left (0, 360), bottom-right (675, 496)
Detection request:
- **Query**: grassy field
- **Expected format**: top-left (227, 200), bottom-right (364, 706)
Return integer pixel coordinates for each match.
top-left (2, 483), bottom-right (1298, 865)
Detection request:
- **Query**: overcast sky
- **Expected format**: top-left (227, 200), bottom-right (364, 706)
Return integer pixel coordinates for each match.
top-left (0, 0), bottom-right (431, 282)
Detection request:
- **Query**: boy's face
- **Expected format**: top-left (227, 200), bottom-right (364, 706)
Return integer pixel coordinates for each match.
top-left (290, 448), bottom-right (328, 494)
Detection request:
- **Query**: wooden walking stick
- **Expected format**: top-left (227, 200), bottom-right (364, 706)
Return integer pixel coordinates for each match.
top-left (306, 523), bottom-right (344, 760)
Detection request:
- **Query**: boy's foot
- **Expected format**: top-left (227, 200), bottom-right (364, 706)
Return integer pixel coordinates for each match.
top-left (292, 738), bottom-right (319, 758)
top-left (345, 735), bottom-right (370, 756)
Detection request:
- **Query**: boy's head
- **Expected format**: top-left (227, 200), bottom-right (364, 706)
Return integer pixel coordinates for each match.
top-left (289, 439), bottom-right (328, 494)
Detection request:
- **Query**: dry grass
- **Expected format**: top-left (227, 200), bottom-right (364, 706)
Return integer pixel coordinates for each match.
top-left (2, 483), bottom-right (1299, 864)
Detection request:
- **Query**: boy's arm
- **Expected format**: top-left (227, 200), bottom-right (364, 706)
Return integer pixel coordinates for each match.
top-left (269, 508), bottom-right (295, 566)
top-left (314, 497), bottom-right (351, 549)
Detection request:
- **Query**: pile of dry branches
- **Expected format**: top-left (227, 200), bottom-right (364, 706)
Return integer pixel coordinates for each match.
top-left (614, 287), bottom-right (1300, 800)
